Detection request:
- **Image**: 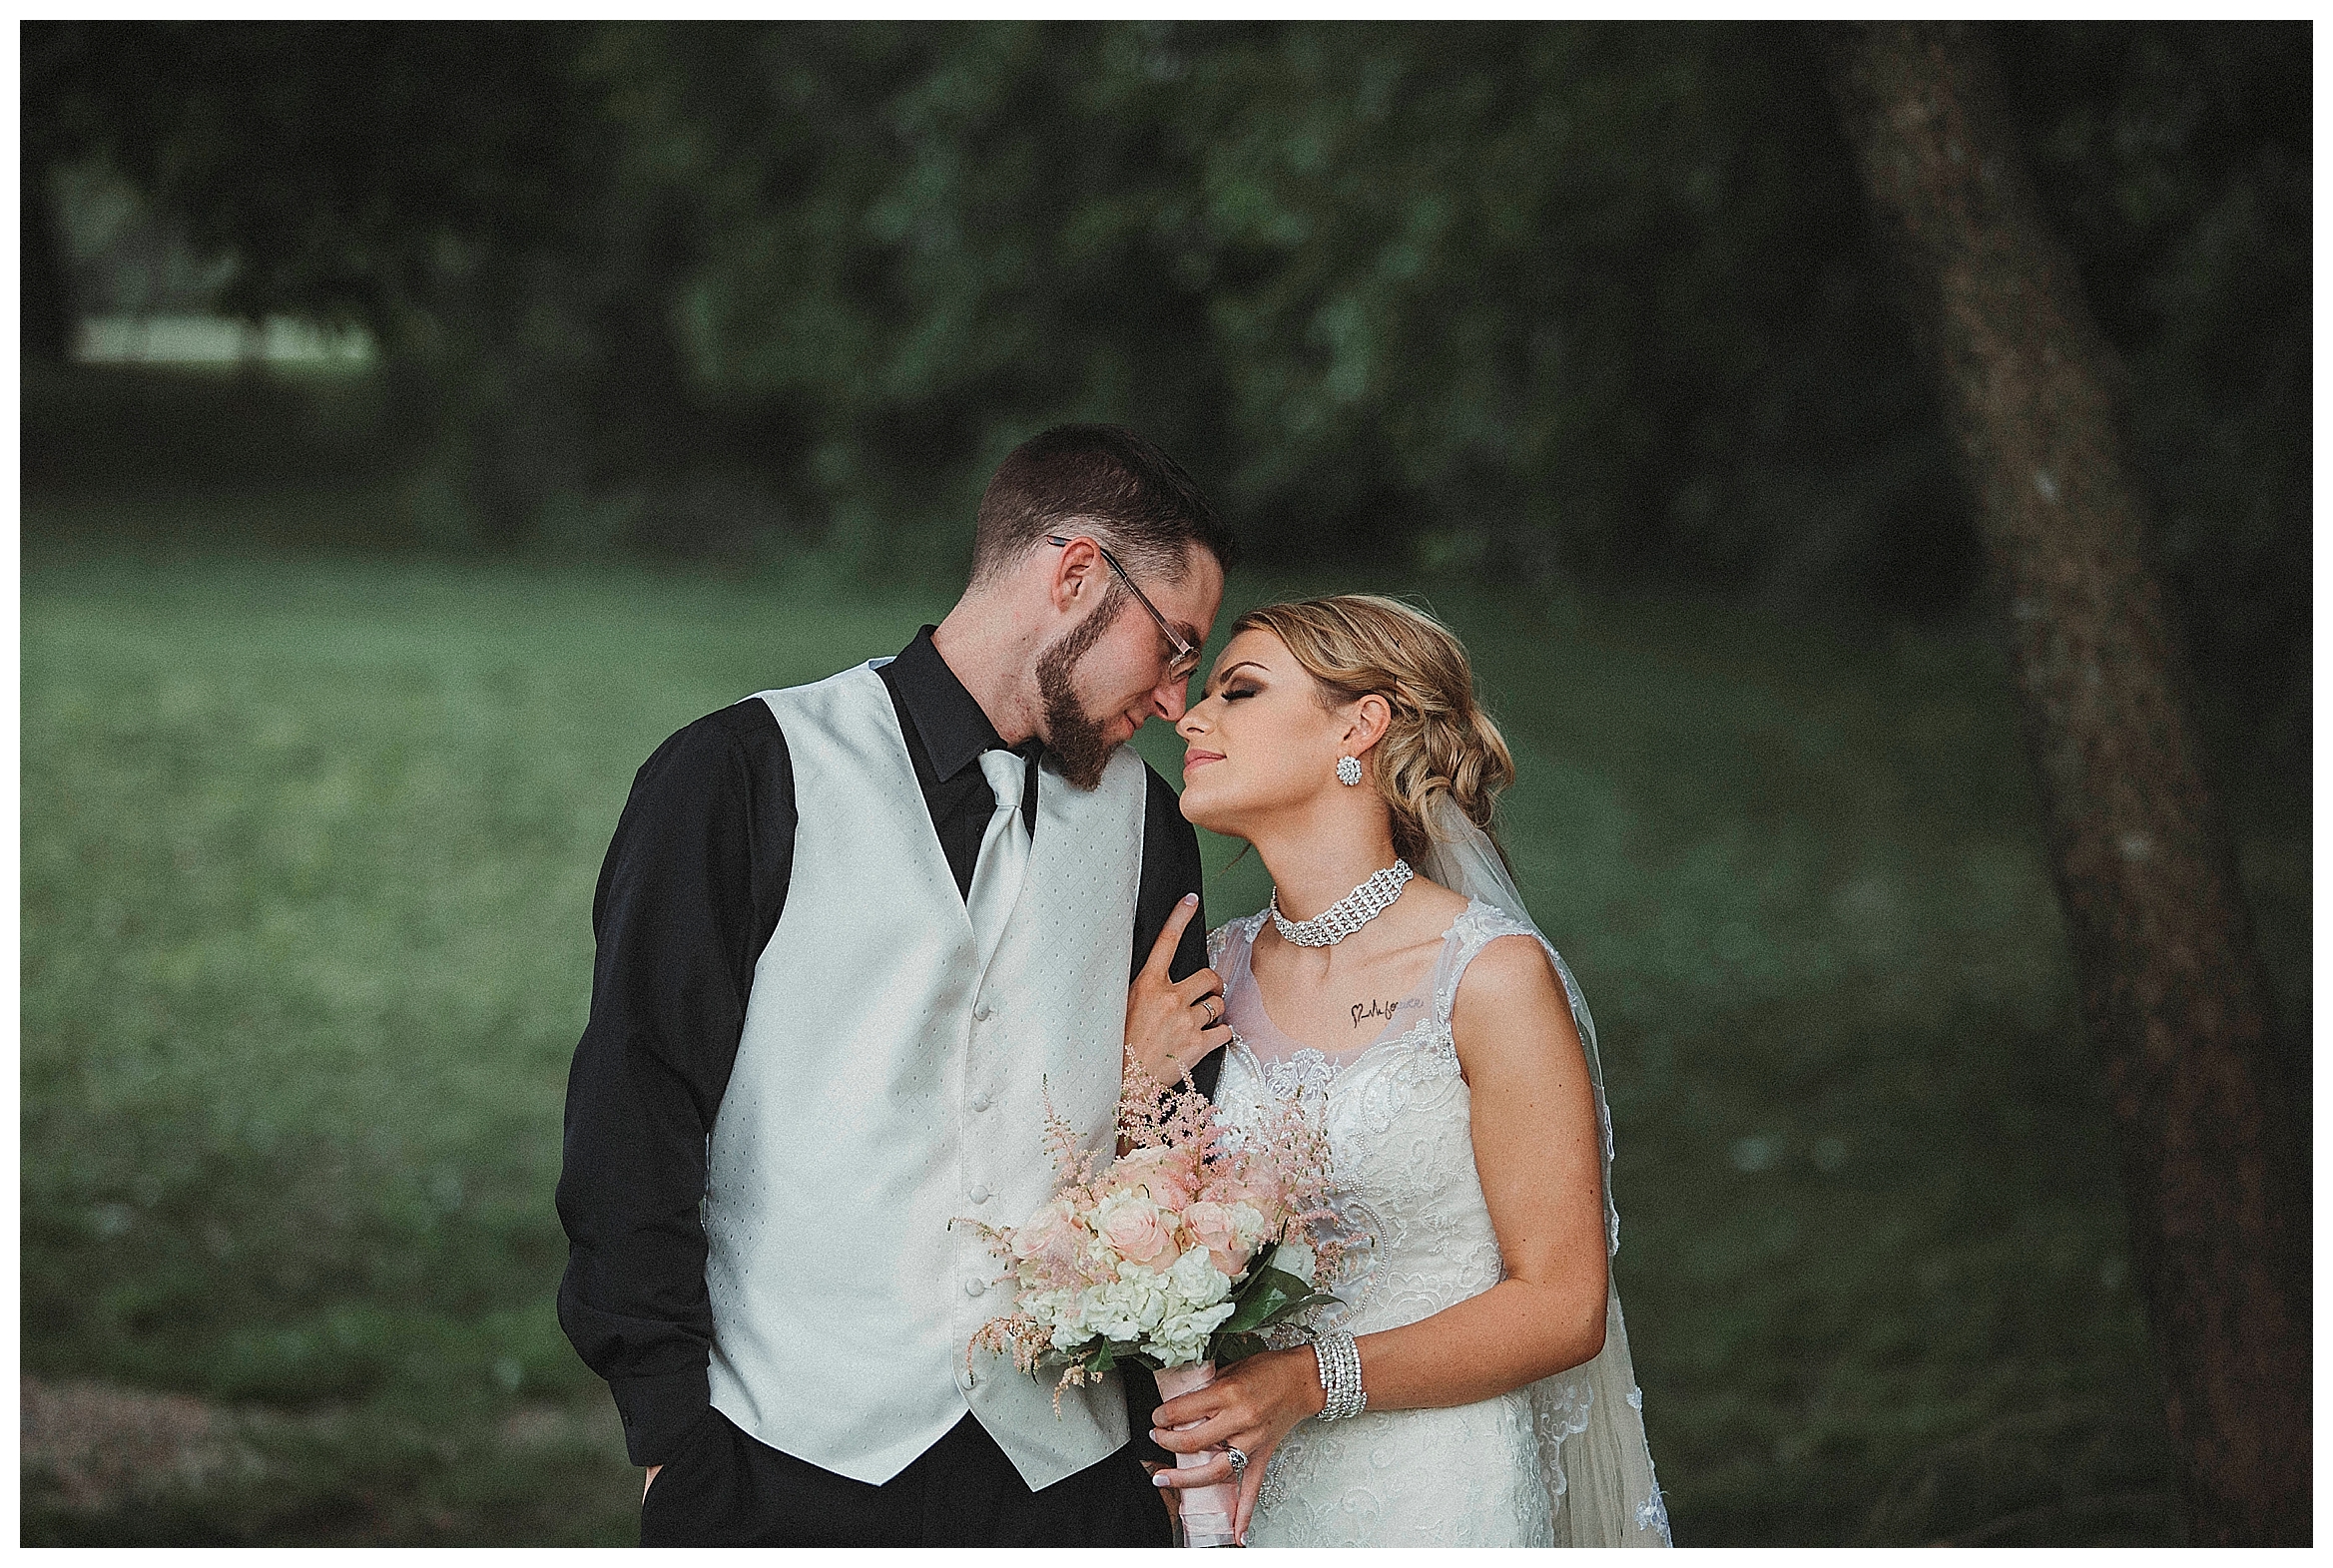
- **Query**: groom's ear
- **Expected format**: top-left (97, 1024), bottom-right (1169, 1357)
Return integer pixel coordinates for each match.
top-left (1044, 534), bottom-right (1107, 614)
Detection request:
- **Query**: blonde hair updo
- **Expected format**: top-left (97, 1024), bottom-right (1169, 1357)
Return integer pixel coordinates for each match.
top-left (1230, 595), bottom-right (1515, 866)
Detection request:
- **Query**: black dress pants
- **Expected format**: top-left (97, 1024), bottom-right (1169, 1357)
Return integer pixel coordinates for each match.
top-left (638, 1408), bottom-right (1174, 1547)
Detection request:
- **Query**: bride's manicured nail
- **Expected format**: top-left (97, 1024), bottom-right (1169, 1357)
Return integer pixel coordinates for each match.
top-left (1153, 1472), bottom-right (1171, 1488)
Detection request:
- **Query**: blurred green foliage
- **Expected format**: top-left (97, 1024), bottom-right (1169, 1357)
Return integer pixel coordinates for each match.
top-left (23, 21), bottom-right (2311, 746)
top-left (20, 516), bottom-right (2308, 1541)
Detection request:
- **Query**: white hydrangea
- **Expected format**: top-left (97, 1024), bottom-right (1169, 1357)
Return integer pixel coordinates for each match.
top-left (1074, 1263), bottom-right (1174, 1342)
top-left (1165, 1245), bottom-right (1234, 1309)
top-left (1049, 1247), bottom-right (1238, 1359)
top-left (1017, 1288), bottom-right (1081, 1349)
top-left (1022, 1287), bottom-right (1074, 1323)
top-left (1127, 1248), bottom-right (1237, 1367)
top-left (1149, 1299), bottom-right (1238, 1367)
top-left (1229, 1202), bottom-right (1269, 1255)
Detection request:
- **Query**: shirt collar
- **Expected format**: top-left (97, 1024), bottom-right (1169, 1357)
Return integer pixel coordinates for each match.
top-left (887, 625), bottom-right (1008, 783)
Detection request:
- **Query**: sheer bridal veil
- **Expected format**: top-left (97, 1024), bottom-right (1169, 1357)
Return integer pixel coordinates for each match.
top-left (1416, 794), bottom-right (1673, 1546)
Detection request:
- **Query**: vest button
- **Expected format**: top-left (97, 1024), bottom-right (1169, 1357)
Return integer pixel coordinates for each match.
top-left (969, 1184), bottom-right (992, 1204)
top-left (964, 1278), bottom-right (987, 1298)
top-left (969, 1092), bottom-right (991, 1112)
top-left (972, 1004), bottom-right (995, 1024)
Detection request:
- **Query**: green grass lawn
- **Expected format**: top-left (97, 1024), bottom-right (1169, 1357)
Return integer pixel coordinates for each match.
top-left (21, 533), bottom-right (2306, 1544)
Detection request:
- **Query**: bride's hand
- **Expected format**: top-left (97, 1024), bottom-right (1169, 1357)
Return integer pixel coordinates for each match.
top-left (1125, 894), bottom-right (1229, 1087)
top-left (1149, 1347), bottom-right (1327, 1546)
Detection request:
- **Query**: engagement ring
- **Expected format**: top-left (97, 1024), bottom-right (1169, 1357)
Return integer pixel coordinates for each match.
top-left (1225, 1445), bottom-right (1249, 1478)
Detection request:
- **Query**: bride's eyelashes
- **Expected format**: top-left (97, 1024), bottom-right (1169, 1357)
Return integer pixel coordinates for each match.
top-left (1222, 683), bottom-right (1260, 701)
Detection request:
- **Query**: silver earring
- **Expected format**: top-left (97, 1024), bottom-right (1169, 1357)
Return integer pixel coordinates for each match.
top-left (1336, 756), bottom-right (1363, 786)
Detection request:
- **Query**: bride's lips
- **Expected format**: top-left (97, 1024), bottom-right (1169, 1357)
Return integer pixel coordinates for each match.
top-left (1182, 750), bottom-right (1225, 776)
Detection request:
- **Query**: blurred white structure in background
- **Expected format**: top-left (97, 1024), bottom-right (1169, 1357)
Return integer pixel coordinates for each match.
top-left (74, 314), bottom-right (374, 368)
top-left (51, 159), bottom-right (375, 371)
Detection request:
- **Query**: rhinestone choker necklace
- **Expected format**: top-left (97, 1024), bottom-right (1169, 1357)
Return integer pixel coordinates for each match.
top-left (1269, 859), bottom-right (1413, 947)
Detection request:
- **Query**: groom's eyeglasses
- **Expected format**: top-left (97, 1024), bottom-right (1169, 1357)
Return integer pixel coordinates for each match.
top-left (1046, 535), bottom-right (1203, 683)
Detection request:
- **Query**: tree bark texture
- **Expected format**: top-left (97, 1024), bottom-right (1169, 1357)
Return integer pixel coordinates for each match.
top-left (1825, 22), bottom-right (2308, 1546)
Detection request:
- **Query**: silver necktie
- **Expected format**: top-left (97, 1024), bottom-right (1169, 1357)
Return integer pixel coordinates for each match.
top-left (964, 750), bottom-right (1030, 973)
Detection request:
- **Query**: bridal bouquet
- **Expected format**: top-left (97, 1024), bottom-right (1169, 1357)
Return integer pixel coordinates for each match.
top-left (965, 1060), bottom-right (1349, 1385)
top-left (962, 1062), bottom-right (1352, 1544)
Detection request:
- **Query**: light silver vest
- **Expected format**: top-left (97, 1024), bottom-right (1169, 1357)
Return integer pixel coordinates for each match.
top-left (704, 661), bottom-right (1145, 1489)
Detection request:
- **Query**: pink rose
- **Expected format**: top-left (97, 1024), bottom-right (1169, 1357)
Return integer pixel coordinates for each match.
top-left (1200, 1172), bottom-right (1282, 1232)
top-left (1094, 1192), bottom-right (1180, 1270)
top-left (1010, 1200), bottom-right (1083, 1278)
top-left (1182, 1201), bottom-right (1252, 1279)
top-left (1107, 1145), bottom-right (1199, 1210)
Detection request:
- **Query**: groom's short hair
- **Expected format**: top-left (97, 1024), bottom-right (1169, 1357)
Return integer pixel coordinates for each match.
top-left (970, 424), bottom-right (1239, 586)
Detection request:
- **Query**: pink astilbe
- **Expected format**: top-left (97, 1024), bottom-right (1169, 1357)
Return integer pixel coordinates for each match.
top-left (1195, 1077), bottom-right (1356, 1291)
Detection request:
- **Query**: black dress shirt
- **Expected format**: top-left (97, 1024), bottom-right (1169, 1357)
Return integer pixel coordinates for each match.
top-left (556, 627), bottom-right (1215, 1468)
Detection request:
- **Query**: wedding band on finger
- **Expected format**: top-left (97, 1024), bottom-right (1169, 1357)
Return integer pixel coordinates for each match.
top-left (1198, 994), bottom-right (1222, 1024)
top-left (1225, 1445), bottom-right (1249, 1479)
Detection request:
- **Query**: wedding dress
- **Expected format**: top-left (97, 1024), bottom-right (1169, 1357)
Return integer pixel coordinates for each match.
top-left (1209, 804), bottom-right (1670, 1547)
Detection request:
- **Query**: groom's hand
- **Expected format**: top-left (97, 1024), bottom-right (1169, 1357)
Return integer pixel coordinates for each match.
top-left (1125, 894), bottom-right (1229, 1088)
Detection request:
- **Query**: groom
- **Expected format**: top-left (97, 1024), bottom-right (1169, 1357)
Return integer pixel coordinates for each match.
top-left (556, 425), bottom-right (1237, 1546)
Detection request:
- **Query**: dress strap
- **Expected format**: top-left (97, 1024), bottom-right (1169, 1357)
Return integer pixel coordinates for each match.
top-left (1431, 900), bottom-right (1545, 1031)
top-left (1205, 909), bottom-right (1269, 980)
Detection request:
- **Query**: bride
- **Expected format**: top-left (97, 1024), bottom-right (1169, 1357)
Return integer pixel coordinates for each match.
top-left (1128, 595), bottom-right (1669, 1548)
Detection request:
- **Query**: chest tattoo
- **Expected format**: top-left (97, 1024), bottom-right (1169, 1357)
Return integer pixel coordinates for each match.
top-left (1351, 996), bottom-right (1425, 1029)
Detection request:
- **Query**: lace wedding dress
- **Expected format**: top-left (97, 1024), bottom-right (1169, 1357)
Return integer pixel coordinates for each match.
top-left (1209, 881), bottom-right (1671, 1547)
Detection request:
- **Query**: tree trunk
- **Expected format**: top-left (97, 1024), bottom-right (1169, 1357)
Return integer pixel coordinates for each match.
top-left (21, 159), bottom-right (76, 365)
top-left (1824, 22), bottom-right (2308, 1546)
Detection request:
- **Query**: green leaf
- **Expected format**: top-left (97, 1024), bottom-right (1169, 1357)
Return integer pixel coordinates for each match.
top-left (1212, 1330), bottom-right (1267, 1366)
top-left (1220, 1265), bottom-right (1322, 1333)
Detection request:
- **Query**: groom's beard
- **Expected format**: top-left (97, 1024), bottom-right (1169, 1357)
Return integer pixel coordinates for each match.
top-left (1034, 587), bottom-right (1127, 791)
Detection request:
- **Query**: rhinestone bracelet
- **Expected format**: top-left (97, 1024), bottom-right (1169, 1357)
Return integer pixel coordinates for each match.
top-left (1322, 1330), bottom-right (1364, 1420)
top-left (1312, 1329), bottom-right (1368, 1421)
top-left (1310, 1333), bottom-right (1343, 1419)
